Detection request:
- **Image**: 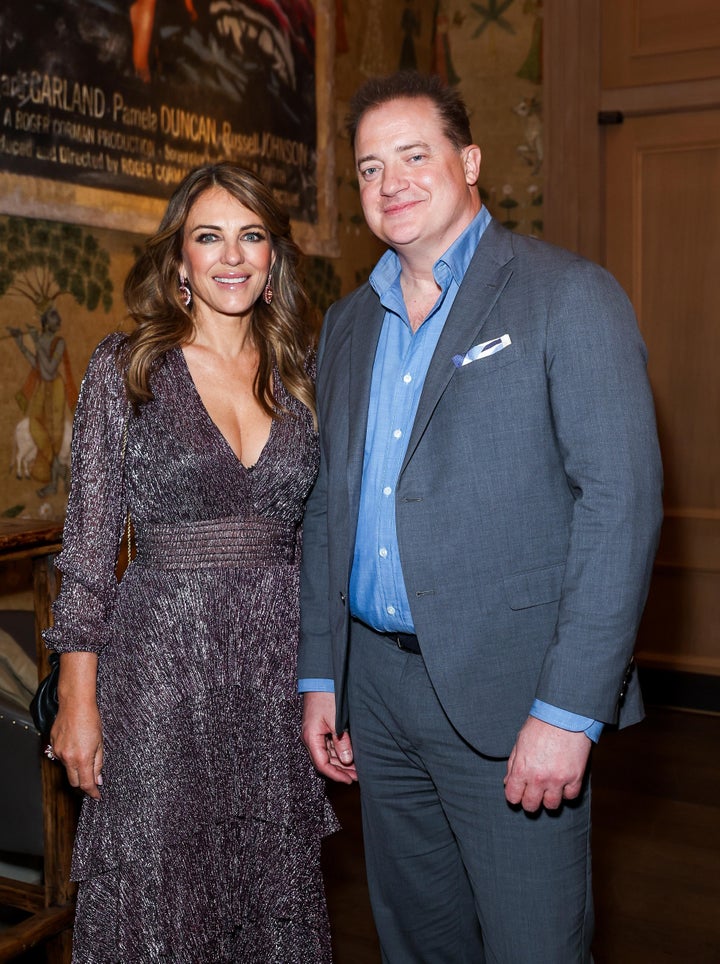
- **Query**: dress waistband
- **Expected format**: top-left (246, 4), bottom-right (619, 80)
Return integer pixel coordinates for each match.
top-left (134, 516), bottom-right (297, 570)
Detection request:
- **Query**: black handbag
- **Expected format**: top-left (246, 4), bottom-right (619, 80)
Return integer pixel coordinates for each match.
top-left (30, 651), bottom-right (60, 736)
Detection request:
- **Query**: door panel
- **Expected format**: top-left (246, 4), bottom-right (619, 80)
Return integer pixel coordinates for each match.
top-left (602, 0), bottom-right (720, 87)
top-left (604, 110), bottom-right (720, 673)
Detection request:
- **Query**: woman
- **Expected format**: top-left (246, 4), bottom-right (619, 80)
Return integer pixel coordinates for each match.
top-left (44, 162), bottom-right (337, 962)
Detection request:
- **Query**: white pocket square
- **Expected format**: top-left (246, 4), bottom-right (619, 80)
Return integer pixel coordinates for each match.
top-left (452, 334), bottom-right (512, 368)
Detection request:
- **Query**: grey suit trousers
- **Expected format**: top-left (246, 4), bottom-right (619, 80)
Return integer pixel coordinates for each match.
top-left (347, 620), bottom-right (594, 964)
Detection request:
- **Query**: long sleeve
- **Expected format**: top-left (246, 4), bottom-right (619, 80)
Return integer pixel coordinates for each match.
top-left (298, 318), bottom-right (337, 683)
top-left (43, 333), bottom-right (130, 655)
top-left (534, 260), bottom-right (663, 719)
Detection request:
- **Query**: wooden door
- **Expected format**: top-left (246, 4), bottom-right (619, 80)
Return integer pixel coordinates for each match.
top-left (545, 0), bottom-right (720, 678)
top-left (604, 109), bottom-right (720, 676)
top-left (601, 1), bottom-right (720, 678)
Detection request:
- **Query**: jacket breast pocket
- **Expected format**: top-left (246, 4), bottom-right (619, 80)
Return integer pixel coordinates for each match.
top-left (454, 341), bottom-right (524, 379)
top-left (503, 563), bottom-right (565, 611)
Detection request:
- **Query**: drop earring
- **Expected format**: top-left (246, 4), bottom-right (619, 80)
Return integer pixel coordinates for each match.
top-left (263, 275), bottom-right (273, 305)
top-left (179, 276), bottom-right (192, 308)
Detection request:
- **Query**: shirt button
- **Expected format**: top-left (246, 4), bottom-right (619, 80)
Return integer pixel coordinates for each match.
top-left (386, 605), bottom-right (396, 616)
top-left (383, 486), bottom-right (392, 496)
top-left (403, 373), bottom-right (412, 384)
top-left (393, 429), bottom-right (402, 439)
top-left (379, 547), bottom-right (388, 558)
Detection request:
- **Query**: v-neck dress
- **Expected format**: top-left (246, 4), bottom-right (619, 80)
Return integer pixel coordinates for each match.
top-left (45, 333), bottom-right (337, 963)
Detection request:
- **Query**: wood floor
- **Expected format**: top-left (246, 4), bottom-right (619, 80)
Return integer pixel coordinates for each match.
top-left (3, 706), bottom-right (717, 961)
top-left (322, 706), bottom-right (720, 963)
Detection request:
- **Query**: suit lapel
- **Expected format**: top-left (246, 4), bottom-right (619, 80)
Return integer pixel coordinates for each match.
top-left (401, 220), bottom-right (515, 473)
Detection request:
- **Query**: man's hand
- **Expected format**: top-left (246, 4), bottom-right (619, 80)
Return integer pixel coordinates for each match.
top-left (504, 716), bottom-right (592, 812)
top-left (302, 691), bottom-right (358, 784)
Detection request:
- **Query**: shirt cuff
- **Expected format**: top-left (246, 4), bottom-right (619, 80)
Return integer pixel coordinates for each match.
top-left (298, 678), bottom-right (335, 694)
top-left (530, 699), bottom-right (604, 744)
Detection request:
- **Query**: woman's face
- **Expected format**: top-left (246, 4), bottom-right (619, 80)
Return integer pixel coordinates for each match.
top-left (180, 186), bottom-right (274, 324)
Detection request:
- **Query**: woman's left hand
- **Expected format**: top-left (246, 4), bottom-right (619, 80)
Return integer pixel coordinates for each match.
top-left (48, 651), bottom-right (104, 799)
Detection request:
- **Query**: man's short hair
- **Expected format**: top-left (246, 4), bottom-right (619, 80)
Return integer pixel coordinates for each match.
top-left (346, 71), bottom-right (474, 152)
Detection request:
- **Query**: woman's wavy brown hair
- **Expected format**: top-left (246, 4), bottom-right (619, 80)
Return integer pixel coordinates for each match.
top-left (122, 162), bottom-right (316, 421)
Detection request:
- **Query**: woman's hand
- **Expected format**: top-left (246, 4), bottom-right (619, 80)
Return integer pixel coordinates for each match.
top-left (48, 652), bottom-right (104, 800)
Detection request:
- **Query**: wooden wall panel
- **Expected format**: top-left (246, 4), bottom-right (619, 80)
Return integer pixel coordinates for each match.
top-left (543, 0), bottom-right (602, 260)
top-left (636, 570), bottom-right (720, 674)
top-left (604, 110), bottom-right (720, 674)
top-left (602, 0), bottom-right (720, 88)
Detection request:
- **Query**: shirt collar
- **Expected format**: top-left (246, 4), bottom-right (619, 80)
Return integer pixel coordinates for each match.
top-left (369, 206), bottom-right (492, 301)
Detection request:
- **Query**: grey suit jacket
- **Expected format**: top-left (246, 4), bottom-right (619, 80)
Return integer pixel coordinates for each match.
top-left (299, 219), bottom-right (663, 757)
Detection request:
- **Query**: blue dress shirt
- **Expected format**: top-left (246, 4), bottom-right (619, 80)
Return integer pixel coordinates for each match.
top-left (300, 208), bottom-right (602, 742)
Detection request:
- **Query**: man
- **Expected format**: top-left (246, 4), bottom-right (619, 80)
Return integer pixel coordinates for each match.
top-left (299, 71), bottom-right (662, 963)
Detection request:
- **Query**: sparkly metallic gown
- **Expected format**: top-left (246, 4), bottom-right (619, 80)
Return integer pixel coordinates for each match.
top-left (45, 334), bottom-right (337, 963)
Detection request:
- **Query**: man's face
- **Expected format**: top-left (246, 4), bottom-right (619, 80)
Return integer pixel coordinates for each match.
top-left (354, 96), bottom-right (481, 260)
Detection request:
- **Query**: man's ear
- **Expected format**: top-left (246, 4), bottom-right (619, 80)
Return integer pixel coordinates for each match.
top-left (463, 145), bottom-right (482, 186)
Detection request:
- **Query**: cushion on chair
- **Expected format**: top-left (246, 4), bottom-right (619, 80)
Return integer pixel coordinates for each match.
top-left (0, 628), bottom-right (37, 710)
top-left (0, 693), bottom-right (43, 857)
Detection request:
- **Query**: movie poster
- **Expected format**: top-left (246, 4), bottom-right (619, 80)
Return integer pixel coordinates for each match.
top-left (0, 0), bottom-right (319, 223)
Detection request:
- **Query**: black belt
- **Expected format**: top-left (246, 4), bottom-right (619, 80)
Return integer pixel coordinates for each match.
top-left (382, 631), bottom-right (422, 654)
